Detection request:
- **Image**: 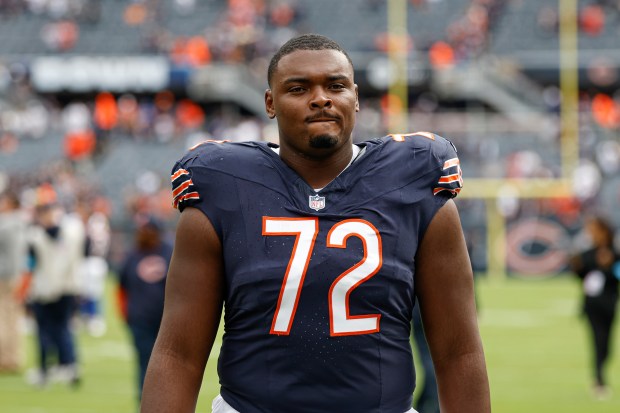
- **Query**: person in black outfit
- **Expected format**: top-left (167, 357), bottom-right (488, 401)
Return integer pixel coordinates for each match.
top-left (570, 215), bottom-right (619, 399)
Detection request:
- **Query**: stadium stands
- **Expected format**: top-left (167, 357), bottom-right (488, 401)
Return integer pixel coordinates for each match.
top-left (1, 0), bottom-right (619, 273)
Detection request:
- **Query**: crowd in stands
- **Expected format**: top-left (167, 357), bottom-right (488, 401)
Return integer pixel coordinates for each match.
top-left (1, 0), bottom-right (619, 226)
top-left (0, 67), bottom-right (265, 158)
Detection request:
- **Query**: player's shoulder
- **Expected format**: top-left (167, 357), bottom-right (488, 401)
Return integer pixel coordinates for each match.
top-left (170, 140), bottom-right (273, 210)
top-left (368, 131), bottom-right (462, 197)
top-left (174, 139), bottom-right (266, 169)
top-left (380, 131), bottom-right (455, 154)
top-left (370, 131), bottom-right (458, 168)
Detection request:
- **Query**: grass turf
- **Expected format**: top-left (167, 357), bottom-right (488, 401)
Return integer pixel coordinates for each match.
top-left (0, 275), bottom-right (618, 412)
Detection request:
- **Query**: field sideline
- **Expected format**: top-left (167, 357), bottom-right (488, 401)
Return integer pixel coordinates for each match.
top-left (0, 276), bottom-right (618, 413)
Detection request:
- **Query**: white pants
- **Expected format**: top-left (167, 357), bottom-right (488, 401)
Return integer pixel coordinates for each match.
top-left (212, 394), bottom-right (419, 413)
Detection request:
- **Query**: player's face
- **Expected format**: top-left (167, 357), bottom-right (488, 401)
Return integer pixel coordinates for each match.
top-left (265, 49), bottom-right (359, 158)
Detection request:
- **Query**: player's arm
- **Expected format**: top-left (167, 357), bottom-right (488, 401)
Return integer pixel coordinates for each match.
top-left (415, 199), bottom-right (491, 413)
top-left (141, 207), bottom-right (224, 413)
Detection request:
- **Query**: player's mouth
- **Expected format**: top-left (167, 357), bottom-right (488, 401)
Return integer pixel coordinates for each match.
top-left (308, 118), bottom-right (337, 123)
top-left (306, 112), bottom-right (340, 123)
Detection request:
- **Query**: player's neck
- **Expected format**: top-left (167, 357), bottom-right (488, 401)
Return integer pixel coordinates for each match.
top-left (279, 143), bottom-right (354, 189)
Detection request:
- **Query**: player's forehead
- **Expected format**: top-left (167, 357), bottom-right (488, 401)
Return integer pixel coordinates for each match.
top-left (273, 49), bottom-right (353, 84)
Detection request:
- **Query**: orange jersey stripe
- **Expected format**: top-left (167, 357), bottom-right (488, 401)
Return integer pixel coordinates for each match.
top-left (172, 180), bottom-right (192, 199)
top-left (438, 174), bottom-right (461, 184)
top-left (171, 169), bottom-right (189, 182)
top-left (173, 191), bottom-right (200, 209)
top-left (178, 192), bottom-right (200, 204)
top-left (442, 158), bottom-right (460, 170)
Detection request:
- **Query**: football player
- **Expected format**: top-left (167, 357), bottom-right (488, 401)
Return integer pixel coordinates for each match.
top-left (141, 34), bottom-right (490, 413)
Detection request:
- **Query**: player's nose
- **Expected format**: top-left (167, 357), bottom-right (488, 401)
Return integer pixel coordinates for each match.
top-left (309, 89), bottom-right (332, 109)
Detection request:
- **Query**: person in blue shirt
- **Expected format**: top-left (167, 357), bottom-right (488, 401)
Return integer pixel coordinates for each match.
top-left (141, 34), bottom-right (490, 413)
top-left (118, 216), bottom-right (172, 401)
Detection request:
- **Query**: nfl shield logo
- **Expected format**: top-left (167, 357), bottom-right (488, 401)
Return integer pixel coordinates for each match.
top-left (309, 194), bottom-right (326, 211)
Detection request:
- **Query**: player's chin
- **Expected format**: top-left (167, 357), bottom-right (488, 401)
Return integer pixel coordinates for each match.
top-left (309, 134), bottom-right (339, 149)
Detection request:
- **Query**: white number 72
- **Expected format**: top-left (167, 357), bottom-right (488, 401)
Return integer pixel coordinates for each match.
top-left (262, 217), bottom-right (383, 337)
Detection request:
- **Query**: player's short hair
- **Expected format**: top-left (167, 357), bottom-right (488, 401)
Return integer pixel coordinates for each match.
top-left (267, 34), bottom-right (353, 87)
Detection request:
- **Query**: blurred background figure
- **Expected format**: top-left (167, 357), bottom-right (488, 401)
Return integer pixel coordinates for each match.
top-left (76, 199), bottom-right (111, 337)
top-left (0, 191), bottom-right (28, 373)
top-left (117, 216), bottom-right (172, 402)
top-left (26, 185), bottom-right (86, 387)
top-left (570, 215), bottom-right (620, 400)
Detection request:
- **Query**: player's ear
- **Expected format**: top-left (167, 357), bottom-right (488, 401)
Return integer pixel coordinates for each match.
top-left (355, 84), bottom-right (360, 112)
top-left (265, 89), bottom-right (276, 119)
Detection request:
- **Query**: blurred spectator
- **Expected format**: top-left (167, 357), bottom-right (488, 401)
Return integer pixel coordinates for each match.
top-left (269, 1), bottom-right (297, 27)
top-left (579, 4), bottom-right (605, 36)
top-left (64, 129), bottom-right (96, 163)
top-left (175, 98), bottom-right (205, 133)
top-left (0, 132), bottom-right (19, 154)
top-left (170, 35), bottom-right (212, 67)
top-left (537, 5), bottom-right (558, 35)
top-left (93, 92), bottom-right (118, 152)
top-left (117, 216), bottom-right (172, 401)
top-left (123, 170), bottom-right (174, 223)
top-left (94, 92), bottom-right (118, 132)
top-left (587, 57), bottom-right (618, 87)
top-left (61, 101), bottom-right (96, 167)
top-left (591, 93), bottom-right (620, 129)
top-left (0, 191), bottom-right (28, 373)
top-left (40, 20), bottom-right (79, 52)
top-left (428, 40), bottom-right (455, 69)
top-left (594, 140), bottom-right (620, 176)
top-left (26, 186), bottom-right (86, 387)
top-left (569, 215), bottom-right (620, 400)
top-left (117, 94), bottom-right (141, 136)
top-left (123, 2), bottom-right (148, 26)
top-left (76, 199), bottom-right (110, 337)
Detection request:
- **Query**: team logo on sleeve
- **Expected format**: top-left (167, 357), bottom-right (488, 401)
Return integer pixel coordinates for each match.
top-left (309, 194), bottom-right (326, 211)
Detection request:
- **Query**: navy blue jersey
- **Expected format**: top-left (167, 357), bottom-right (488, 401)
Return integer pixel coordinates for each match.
top-left (170, 133), bottom-right (462, 413)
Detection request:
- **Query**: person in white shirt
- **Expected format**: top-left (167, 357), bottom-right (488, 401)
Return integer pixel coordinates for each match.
top-left (27, 195), bottom-right (85, 387)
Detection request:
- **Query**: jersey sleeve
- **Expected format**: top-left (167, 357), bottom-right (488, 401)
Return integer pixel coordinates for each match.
top-left (170, 162), bottom-right (201, 211)
top-left (432, 138), bottom-right (463, 198)
top-left (169, 142), bottom-right (242, 239)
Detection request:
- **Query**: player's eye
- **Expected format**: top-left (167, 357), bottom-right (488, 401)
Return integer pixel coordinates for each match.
top-left (329, 83), bottom-right (346, 90)
top-left (288, 86), bottom-right (305, 93)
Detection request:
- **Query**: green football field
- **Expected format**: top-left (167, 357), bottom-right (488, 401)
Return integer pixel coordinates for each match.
top-left (1, 275), bottom-right (619, 413)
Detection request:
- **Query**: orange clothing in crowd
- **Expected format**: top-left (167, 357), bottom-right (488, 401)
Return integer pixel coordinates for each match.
top-left (94, 92), bottom-right (118, 131)
top-left (170, 36), bottom-right (211, 67)
top-left (65, 130), bottom-right (96, 160)
top-left (429, 41), bottom-right (455, 68)
top-left (592, 93), bottom-right (620, 129)
top-left (176, 100), bottom-right (205, 130)
top-left (580, 5), bottom-right (605, 36)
